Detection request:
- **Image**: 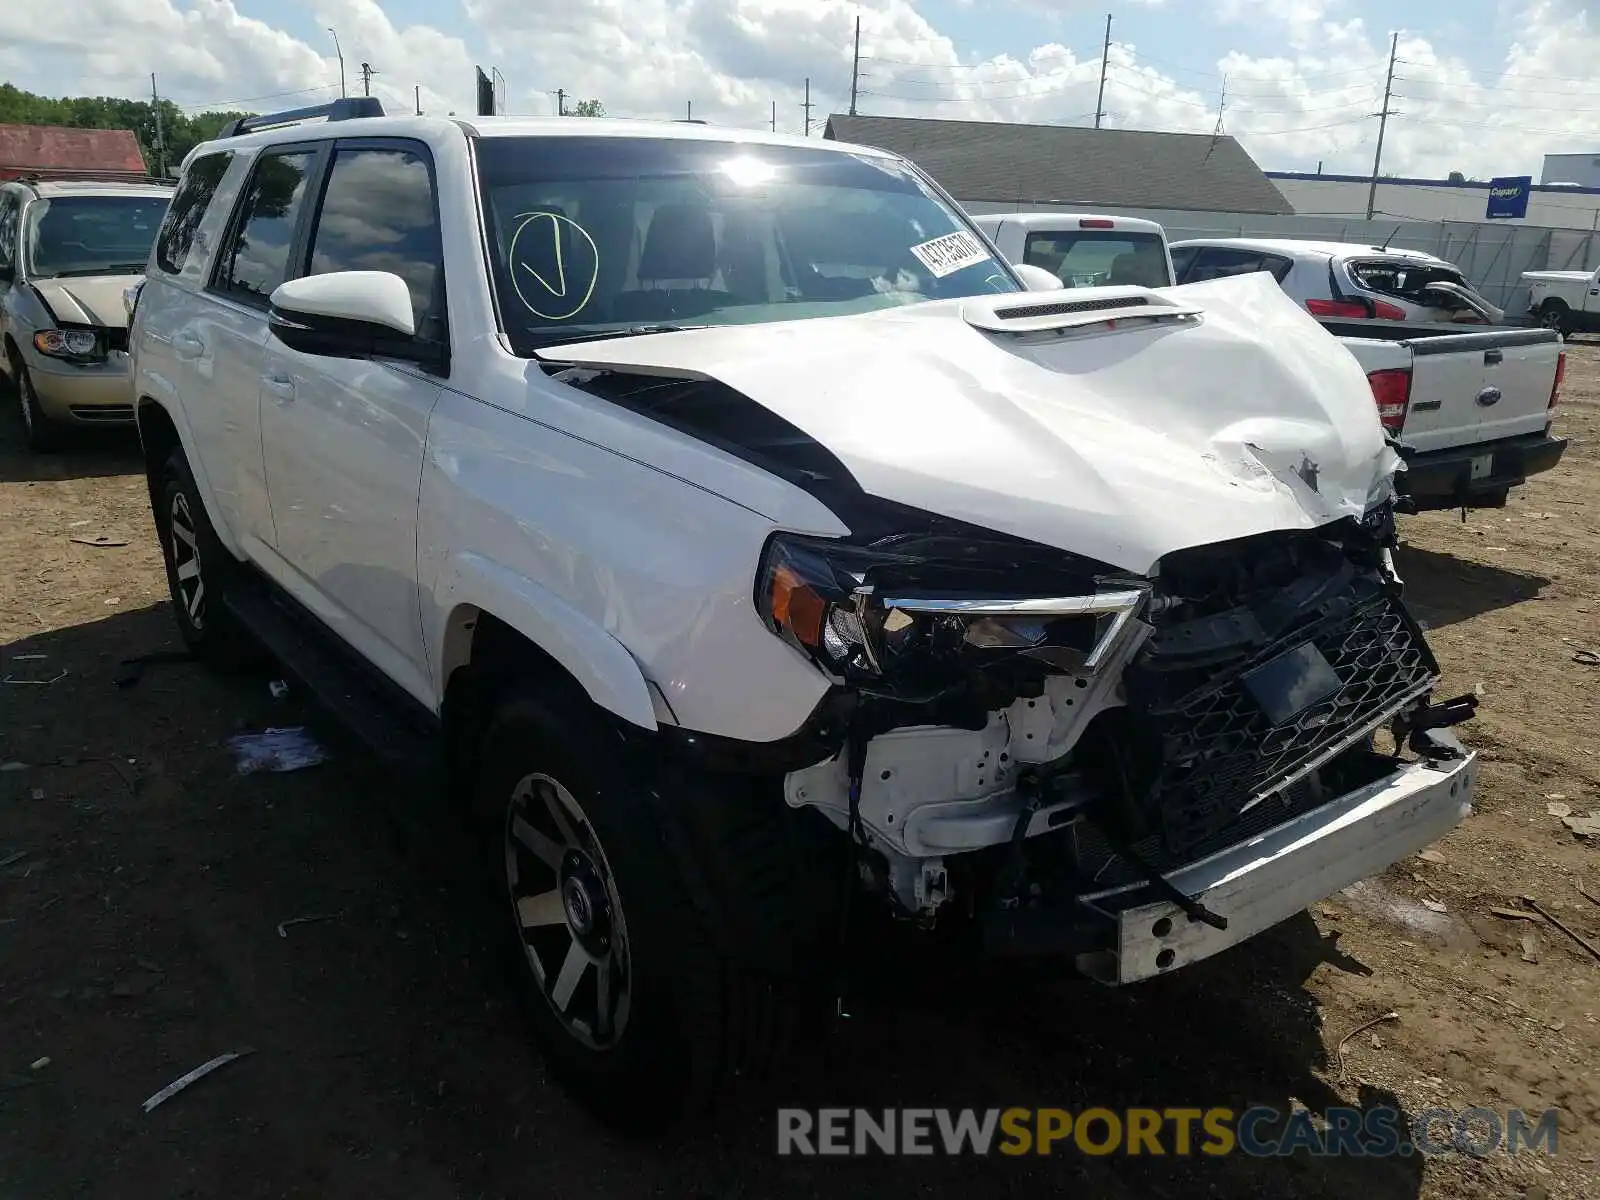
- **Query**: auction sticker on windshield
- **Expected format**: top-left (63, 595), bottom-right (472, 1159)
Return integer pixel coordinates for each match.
top-left (909, 230), bottom-right (992, 279)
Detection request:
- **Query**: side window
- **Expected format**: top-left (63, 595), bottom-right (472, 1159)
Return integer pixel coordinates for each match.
top-left (1261, 254), bottom-right (1294, 284)
top-left (1188, 248), bottom-right (1267, 282)
top-left (1169, 246), bottom-right (1199, 283)
top-left (156, 152), bottom-right (233, 275)
top-left (305, 144), bottom-right (444, 338)
top-left (214, 149), bottom-right (317, 305)
top-left (0, 192), bottom-right (19, 276)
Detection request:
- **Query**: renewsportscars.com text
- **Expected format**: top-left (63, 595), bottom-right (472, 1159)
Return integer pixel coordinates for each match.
top-left (776, 1106), bottom-right (1560, 1158)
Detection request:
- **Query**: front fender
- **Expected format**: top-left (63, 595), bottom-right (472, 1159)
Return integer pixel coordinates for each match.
top-left (434, 551), bottom-right (659, 731)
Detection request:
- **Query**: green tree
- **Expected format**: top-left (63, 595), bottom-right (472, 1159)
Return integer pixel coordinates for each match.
top-left (567, 99), bottom-right (606, 117)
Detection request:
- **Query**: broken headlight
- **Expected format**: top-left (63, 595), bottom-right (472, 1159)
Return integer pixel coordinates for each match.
top-left (755, 532), bottom-right (1149, 689)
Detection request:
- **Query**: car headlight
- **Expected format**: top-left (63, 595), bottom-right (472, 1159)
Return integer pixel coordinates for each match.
top-left (755, 532), bottom-right (1149, 691)
top-left (34, 328), bottom-right (104, 361)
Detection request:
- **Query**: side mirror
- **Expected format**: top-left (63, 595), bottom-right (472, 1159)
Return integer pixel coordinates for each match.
top-left (1011, 262), bottom-right (1063, 292)
top-left (268, 271), bottom-right (441, 368)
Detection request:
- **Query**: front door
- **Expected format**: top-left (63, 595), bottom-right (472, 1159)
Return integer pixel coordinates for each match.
top-left (259, 139), bottom-right (447, 706)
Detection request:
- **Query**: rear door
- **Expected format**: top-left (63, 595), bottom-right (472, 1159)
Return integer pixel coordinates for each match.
top-left (1400, 329), bottom-right (1560, 452)
top-left (190, 144), bottom-right (324, 546)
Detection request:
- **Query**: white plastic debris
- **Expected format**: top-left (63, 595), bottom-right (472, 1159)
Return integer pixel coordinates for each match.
top-left (226, 727), bottom-right (329, 775)
top-left (267, 680), bottom-right (290, 700)
top-left (141, 1047), bottom-right (255, 1113)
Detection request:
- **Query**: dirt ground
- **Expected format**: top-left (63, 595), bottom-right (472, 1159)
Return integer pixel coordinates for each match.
top-left (1, 347), bottom-right (1597, 1200)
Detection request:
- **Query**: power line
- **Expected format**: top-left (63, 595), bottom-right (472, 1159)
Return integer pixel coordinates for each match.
top-left (172, 83), bottom-right (339, 111)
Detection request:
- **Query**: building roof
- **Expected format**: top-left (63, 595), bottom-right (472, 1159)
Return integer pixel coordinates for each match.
top-left (0, 123), bottom-right (148, 181)
top-left (824, 114), bottom-right (1293, 215)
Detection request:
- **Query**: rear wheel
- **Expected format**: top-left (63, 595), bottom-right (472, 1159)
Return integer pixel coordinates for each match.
top-left (156, 449), bottom-right (260, 669)
top-left (1538, 299), bottom-right (1571, 336)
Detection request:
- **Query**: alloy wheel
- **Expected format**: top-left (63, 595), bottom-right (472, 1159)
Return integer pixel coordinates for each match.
top-left (1540, 308), bottom-right (1566, 331)
top-left (17, 371), bottom-right (35, 436)
top-left (504, 772), bottom-right (631, 1050)
top-left (169, 491), bottom-right (206, 630)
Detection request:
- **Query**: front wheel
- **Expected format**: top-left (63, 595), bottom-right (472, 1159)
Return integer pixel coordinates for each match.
top-left (13, 360), bottom-right (67, 452)
top-left (474, 685), bottom-right (805, 1131)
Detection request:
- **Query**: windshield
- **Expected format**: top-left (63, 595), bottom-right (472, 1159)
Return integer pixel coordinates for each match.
top-left (474, 136), bottom-right (1021, 354)
top-left (1022, 229), bottom-right (1171, 288)
top-left (23, 194), bottom-right (171, 278)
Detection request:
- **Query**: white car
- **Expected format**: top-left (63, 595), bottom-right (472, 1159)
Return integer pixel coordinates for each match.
top-left (129, 100), bottom-right (1479, 1130)
top-left (1169, 237), bottom-right (1505, 325)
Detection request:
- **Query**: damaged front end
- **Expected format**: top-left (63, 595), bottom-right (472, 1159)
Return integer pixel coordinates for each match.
top-left (765, 503), bottom-right (1478, 980)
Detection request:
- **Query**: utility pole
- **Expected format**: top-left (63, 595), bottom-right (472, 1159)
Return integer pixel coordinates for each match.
top-left (415, 84), bottom-right (422, 115)
top-left (771, 100), bottom-right (776, 132)
top-left (556, 88), bottom-right (566, 116)
top-left (687, 100), bottom-right (692, 121)
top-left (328, 28), bottom-right (346, 98)
top-left (802, 77), bottom-right (812, 137)
top-left (149, 73), bottom-right (166, 179)
top-left (1366, 31), bottom-right (1399, 220)
top-left (1093, 13), bottom-right (1112, 128)
top-left (849, 14), bottom-right (861, 116)
top-left (360, 61), bottom-right (376, 97)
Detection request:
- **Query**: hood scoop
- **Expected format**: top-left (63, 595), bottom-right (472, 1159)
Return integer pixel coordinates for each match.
top-left (961, 287), bottom-right (1204, 335)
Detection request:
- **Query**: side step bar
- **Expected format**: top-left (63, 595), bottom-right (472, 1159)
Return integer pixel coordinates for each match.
top-left (221, 584), bottom-right (442, 785)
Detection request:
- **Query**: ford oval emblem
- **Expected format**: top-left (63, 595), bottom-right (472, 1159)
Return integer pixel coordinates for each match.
top-left (1476, 385), bottom-right (1502, 407)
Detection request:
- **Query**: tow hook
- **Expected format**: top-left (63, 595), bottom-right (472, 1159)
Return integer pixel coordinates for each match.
top-left (1403, 692), bottom-right (1479, 760)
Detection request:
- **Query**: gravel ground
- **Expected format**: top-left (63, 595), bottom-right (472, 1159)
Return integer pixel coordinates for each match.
top-left (1, 345), bottom-right (1597, 1199)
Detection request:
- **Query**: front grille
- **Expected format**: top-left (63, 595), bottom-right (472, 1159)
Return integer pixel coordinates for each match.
top-left (996, 295), bottom-right (1150, 320)
top-left (1137, 595), bottom-right (1436, 854)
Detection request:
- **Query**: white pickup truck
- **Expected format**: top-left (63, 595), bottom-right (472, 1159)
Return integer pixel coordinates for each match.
top-left (130, 105), bottom-right (1482, 1131)
top-left (1523, 264), bottom-right (1600, 336)
top-left (982, 212), bottom-right (1569, 512)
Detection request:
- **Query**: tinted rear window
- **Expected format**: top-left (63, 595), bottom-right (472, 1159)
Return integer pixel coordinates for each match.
top-left (1022, 230), bottom-right (1170, 288)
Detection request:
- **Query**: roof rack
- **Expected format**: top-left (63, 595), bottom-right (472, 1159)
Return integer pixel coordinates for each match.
top-left (218, 97), bottom-right (385, 140)
top-left (9, 169), bottom-right (170, 186)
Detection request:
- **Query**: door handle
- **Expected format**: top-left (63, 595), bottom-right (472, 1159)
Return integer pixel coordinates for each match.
top-left (1483, 348), bottom-right (1503, 365)
top-left (263, 372), bottom-right (296, 401)
top-left (172, 331), bottom-right (204, 359)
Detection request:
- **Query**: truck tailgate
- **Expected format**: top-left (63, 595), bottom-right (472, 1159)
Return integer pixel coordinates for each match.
top-left (1399, 329), bottom-right (1559, 452)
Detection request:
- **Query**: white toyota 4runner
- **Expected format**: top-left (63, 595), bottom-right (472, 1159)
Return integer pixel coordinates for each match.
top-left (128, 100), bottom-right (1481, 1130)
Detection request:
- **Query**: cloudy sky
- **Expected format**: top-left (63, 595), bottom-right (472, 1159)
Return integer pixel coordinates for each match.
top-left (2, 0), bottom-right (1598, 179)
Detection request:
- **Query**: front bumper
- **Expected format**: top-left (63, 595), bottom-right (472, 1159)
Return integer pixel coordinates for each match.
top-left (1398, 430), bottom-right (1568, 510)
top-left (1073, 742), bottom-right (1475, 984)
top-left (25, 350), bottom-right (136, 423)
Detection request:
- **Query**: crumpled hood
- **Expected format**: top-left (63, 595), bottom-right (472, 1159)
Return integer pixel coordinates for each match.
top-left (29, 274), bottom-right (140, 328)
top-left (540, 271), bottom-right (1400, 575)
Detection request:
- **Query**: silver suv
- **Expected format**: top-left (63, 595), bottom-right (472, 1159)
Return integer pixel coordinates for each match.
top-left (0, 176), bottom-right (174, 450)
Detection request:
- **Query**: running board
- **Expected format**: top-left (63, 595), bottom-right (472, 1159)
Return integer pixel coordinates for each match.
top-left (221, 584), bottom-right (442, 783)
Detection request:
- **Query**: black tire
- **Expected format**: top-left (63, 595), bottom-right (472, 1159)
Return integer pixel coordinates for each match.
top-left (155, 449), bottom-right (260, 669)
top-left (472, 682), bottom-right (818, 1132)
top-left (1538, 300), bottom-right (1571, 337)
top-left (12, 358), bottom-right (67, 452)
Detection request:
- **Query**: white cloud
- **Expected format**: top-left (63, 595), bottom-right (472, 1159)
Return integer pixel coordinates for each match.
top-left (3, 0), bottom-right (1600, 184)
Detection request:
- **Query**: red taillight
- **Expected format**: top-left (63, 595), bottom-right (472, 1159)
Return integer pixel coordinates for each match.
top-left (1372, 299), bottom-right (1407, 320)
top-left (1307, 298), bottom-right (1370, 318)
top-left (1550, 349), bottom-right (1566, 412)
top-left (1368, 368), bottom-right (1412, 434)
top-left (1078, 218), bottom-right (1115, 228)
